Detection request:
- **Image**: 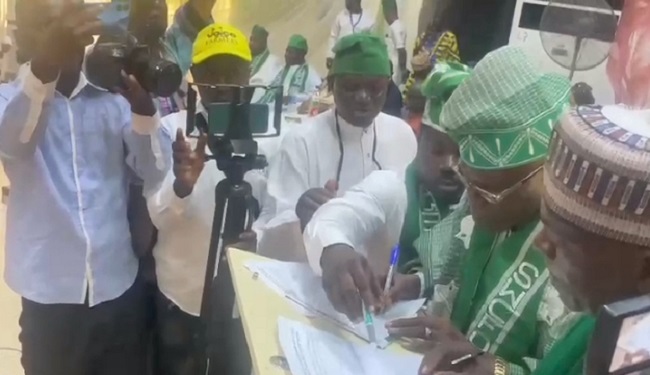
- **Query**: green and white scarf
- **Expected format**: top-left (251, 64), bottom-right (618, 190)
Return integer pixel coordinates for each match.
top-left (451, 220), bottom-right (549, 368)
top-left (258, 64), bottom-right (310, 104)
top-left (251, 49), bottom-right (270, 77)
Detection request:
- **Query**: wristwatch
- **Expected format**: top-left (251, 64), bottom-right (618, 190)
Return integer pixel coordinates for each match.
top-left (494, 357), bottom-right (508, 375)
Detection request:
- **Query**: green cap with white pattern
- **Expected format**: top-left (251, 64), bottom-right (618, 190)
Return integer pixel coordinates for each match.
top-left (440, 46), bottom-right (571, 170)
top-left (421, 61), bottom-right (472, 133)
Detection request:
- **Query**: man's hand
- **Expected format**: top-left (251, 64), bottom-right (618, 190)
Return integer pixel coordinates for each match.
top-left (321, 244), bottom-right (382, 321)
top-left (386, 316), bottom-right (496, 374)
top-left (417, 339), bottom-right (495, 375)
top-left (172, 129), bottom-right (207, 198)
top-left (295, 179), bottom-right (338, 230)
top-left (31, 1), bottom-right (102, 82)
top-left (114, 72), bottom-right (157, 116)
top-left (386, 315), bottom-right (465, 342)
top-left (382, 273), bottom-right (421, 306)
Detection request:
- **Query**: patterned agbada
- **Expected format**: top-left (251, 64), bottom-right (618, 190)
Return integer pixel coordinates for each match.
top-left (403, 30), bottom-right (460, 100)
top-left (437, 46), bottom-right (577, 374)
top-left (532, 104), bottom-right (650, 375)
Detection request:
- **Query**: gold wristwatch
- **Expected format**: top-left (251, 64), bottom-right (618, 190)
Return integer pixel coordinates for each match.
top-left (494, 357), bottom-right (508, 375)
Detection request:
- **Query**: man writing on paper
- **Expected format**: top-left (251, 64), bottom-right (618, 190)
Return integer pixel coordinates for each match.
top-left (259, 33), bottom-right (416, 318)
top-left (249, 25), bottom-right (282, 84)
top-left (256, 34), bottom-right (321, 105)
top-left (527, 104), bottom-right (650, 375)
top-left (147, 23), bottom-right (266, 375)
top-left (2, 1), bottom-right (172, 374)
top-left (327, 46), bottom-right (574, 374)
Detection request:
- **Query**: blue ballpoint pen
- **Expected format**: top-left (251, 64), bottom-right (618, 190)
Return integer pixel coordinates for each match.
top-left (383, 245), bottom-right (401, 295)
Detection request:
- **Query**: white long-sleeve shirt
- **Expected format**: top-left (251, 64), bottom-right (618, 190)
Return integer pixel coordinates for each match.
top-left (303, 170), bottom-right (408, 275)
top-left (147, 110), bottom-right (284, 316)
top-left (327, 9), bottom-right (407, 58)
top-left (257, 109), bottom-right (416, 272)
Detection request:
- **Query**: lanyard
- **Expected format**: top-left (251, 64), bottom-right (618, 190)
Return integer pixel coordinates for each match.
top-left (334, 111), bottom-right (382, 183)
top-left (349, 10), bottom-right (363, 33)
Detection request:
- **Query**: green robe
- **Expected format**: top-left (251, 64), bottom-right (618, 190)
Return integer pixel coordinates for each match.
top-left (451, 220), bottom-right (584, 374)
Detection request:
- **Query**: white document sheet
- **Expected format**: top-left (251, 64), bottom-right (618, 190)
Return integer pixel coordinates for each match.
top-left (246, 260), bottom-right (425, 348)
top-left (278, 317), bottom-right (423, 375)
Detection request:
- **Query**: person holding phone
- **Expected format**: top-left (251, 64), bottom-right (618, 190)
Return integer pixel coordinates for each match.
top-left (147, 23), bottom-right (275, 375)
top-left (2, 1), bottom-right (172, 374)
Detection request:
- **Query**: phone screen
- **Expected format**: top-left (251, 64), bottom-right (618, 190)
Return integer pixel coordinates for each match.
top-left (610, 312), bottom-right (650, 374)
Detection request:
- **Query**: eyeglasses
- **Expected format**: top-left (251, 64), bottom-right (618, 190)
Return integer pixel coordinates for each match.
top-left (452, 164), bottom-right (544, 205)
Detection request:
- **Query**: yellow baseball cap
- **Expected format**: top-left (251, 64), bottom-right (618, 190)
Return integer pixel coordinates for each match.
top-left (192, 23), bottom-right (252, 65)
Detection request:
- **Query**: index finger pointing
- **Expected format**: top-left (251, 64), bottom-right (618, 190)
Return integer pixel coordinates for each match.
top-left (175, 128), bottom-right (185, 143)
top-left (349, 259), bottom-right (378, 312)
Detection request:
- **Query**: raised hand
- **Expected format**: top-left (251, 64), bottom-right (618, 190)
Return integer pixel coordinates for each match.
top-left (172, 129), bottom-right (207, 198)
top-left (31, 1), bottom-right (103, 81)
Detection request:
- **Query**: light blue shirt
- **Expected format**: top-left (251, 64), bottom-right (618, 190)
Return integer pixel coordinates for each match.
top-left (0, 66), bottom-right (172, 306)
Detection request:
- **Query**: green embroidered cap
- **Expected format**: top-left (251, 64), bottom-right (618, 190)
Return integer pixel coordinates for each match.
top-left (331, 33), bottom-right (391, 77)
top-left (440, 46), bottom-right (571, 170)
top-left (421, 62), bottom-right (472, 133)
top-left (287, 34), bottom-right (308, 52)
top-left (252, 25), bottom-right (268, 39)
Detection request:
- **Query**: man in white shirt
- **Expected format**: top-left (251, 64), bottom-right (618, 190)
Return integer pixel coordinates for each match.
top-left (147, 23), bottom-right (263, 375)
top-left (248, 25), bottom-right (282, 85)
top-left (256, 34), bottom-right (322, 105)
top-left (327, 0), bottom-right (407, 81)
top-left (259, 33), bottom-right (416, 320)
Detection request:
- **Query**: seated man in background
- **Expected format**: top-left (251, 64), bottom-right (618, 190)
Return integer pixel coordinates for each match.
top-left (394, 62), bottom-right (469, 310)
top-left (257, 34), bottom-right (416, 303)
top-left (531, 105), bottom-right (650, 375)
top-left (3, 2), bottom-right (172, 374)
top-left (256, 34), bottom-right (321, 105)
top-left (147, 23), bottom-right (264, 375)
top-left (248, 25), bottom-right (282, 85)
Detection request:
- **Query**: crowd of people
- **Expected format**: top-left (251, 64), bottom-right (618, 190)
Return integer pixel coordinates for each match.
top-left (1, 0), bottom-right (650, 375)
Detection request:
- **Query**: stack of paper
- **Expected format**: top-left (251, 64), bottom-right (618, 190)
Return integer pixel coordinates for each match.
top-left (246, 260), bottom-right (425, 348)
top-left (278, 317), bottom-right (423, 375)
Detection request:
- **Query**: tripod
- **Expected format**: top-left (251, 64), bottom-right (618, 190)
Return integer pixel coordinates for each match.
top-left (198, 158), bottom-right (260, 375)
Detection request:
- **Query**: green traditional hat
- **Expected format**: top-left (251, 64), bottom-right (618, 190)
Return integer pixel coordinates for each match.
top-left (440, 46), bottom-right (571, 170)
top-left (421, 62), bottom-right (472, 133)
top-left (252, 25), bottom-right (268, 39)
top-left (331, 33), bottom-right (390, 77)
top-left (288, 34), bottom-right (308, 53)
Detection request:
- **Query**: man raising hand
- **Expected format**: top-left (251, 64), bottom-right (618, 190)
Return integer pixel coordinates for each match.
top-left (172, 129), bottom-right (207, 198)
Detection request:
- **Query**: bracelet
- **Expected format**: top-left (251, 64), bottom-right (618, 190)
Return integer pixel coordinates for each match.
top-left (494, 357), bottom-right (508, 375)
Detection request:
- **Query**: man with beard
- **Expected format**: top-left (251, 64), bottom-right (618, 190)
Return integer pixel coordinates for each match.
top-left (395, 62), bottom-right (469, 311)
top-left (386, 46), bottom-right (574, 375)
top-left (529, 104), bottom-right (650, 375)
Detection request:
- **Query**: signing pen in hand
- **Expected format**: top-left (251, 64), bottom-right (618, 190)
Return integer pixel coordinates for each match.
top-left (361, 298), bottom-right (377, 344)
top-left (383, 245), bottom-right (401, 295)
